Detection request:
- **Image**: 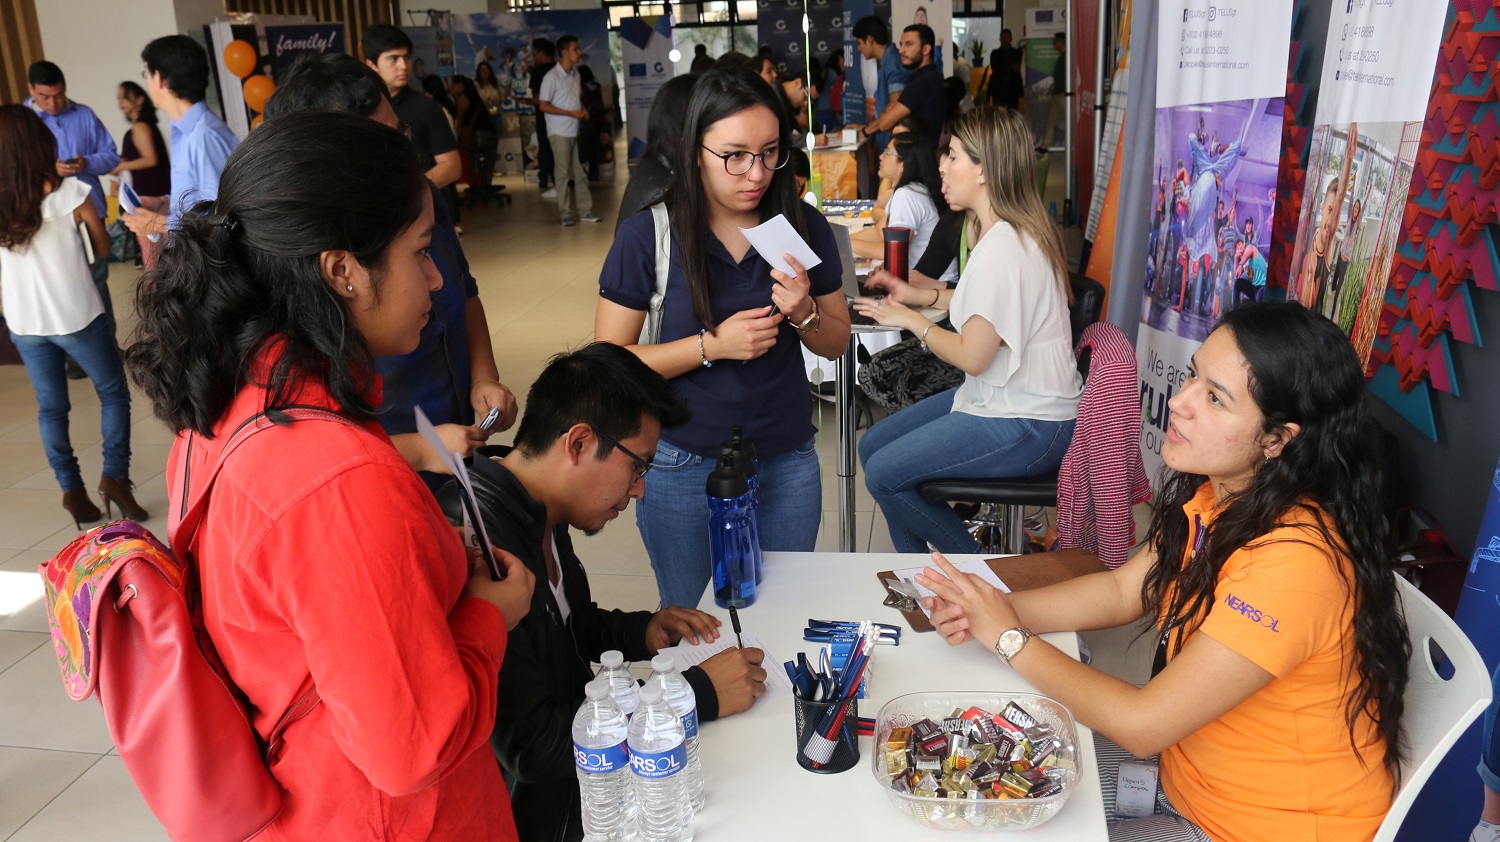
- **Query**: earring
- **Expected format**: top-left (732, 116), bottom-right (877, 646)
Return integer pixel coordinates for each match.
top-left (345, 285), bottom-right (354, 292)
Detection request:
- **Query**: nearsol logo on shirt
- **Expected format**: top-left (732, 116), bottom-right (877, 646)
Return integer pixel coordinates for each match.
top-left (1224, 593), bottom-right (1281, 633)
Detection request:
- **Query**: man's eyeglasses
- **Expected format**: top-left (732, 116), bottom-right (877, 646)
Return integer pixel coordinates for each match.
top-left (701, 145), bottom-right (791, 176)
top-left (589, 427), bottom-right (653, 483)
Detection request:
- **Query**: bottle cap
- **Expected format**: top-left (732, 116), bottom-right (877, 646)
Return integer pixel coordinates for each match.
top-left (600, 650), bottom-right (625, 668)
top-left (651, 654), bottom-right (676, 673)
top-left (584, 678), bottom-right (610, 700)
top-left (882, 226), bottom-right (912, 243)
top-left (638, 682), bottom-right (665, 705)
top-left (706, 453), bottom-right (749, 498)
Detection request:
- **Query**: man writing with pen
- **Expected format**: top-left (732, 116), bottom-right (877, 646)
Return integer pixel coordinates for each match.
top-left (440, 343), bottom-right (768, 842)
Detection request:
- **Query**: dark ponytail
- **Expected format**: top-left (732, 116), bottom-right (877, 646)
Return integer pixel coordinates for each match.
top-left (125, 111), bottom-right (427, 436)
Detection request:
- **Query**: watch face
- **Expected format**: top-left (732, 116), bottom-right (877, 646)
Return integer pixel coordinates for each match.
top-left (998, 629), bottom-right (1023, 657)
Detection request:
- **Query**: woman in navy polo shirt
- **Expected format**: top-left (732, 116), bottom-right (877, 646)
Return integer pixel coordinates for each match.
top-left (596, 65), bottom-right (851, 608)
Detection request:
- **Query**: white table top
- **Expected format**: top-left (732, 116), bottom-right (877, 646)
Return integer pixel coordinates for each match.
top-left (690, 552), bottom-right (1108, 840)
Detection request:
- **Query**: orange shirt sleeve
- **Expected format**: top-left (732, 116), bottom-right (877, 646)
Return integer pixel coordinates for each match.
top-left (1195, 524), bottom-right (1351, 678)
top-left (246, 460), bottom-right (507, 796)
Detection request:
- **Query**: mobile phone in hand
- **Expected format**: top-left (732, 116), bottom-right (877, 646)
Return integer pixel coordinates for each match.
top-left (478, 406), bottom-right (501, 433)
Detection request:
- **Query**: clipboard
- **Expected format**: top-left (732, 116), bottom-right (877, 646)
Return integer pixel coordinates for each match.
top-left (876, 549), bottom-right (1109, 633)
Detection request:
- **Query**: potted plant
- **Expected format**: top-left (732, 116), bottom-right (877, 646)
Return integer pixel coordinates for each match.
top-left (969, 38), bottom-right (985, 67)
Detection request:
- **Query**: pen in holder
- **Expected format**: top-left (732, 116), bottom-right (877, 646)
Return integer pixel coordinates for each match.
top-left (793, 695), bottom-right (860, 773)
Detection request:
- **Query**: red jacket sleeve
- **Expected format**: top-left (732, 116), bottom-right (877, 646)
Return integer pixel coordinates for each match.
top-left (244, 460), bottom-right (507, 796)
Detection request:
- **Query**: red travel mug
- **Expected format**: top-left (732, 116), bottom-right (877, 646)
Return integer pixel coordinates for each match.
top-left (882, 227), bottom-right (912, 281)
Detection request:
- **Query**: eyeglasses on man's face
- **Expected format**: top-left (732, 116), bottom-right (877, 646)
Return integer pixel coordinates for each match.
top-left (588, 426), bottom-right (653, 483)
top-left (701, 144), bottom-right (791, 176)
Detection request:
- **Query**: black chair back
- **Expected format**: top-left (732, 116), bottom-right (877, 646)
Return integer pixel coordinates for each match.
top-left (1067, 273), bottom-right (1106, 348)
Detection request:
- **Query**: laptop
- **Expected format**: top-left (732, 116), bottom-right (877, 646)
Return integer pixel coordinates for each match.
top-left (830, 224), bottom-right (879, 325)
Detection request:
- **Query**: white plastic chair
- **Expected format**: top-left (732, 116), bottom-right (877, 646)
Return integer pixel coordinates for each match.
top-left (1373, 574), bottom-right (1493, 842)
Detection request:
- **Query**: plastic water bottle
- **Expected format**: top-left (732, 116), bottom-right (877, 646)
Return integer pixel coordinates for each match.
top-left (597, 650), bottom-right (640, 718)
top-left (648, 654), bottom-right (705, 813)
top-left (572, 678), bottom-right (639, 841)
top-left (628, 682), bottom-right (694, 842)
top-left (718, 426), bottom-right (763, 584)
top-left (707, 454), bottom-right (757, 608)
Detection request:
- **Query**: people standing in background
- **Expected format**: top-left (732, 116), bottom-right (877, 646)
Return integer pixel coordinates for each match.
top-left (576, 63), bottom-right (610, 182)
top-left (891, 24), bottom-right (946, 151)
top-left (474, 61), bottom-right (504, 115)
top-left (987, 28), bottom-right (1023, 110)
top-left (0, 105), bottom-right (146, 531)
top-left (538, 34), bottom-right (603, 226)
top-left (851, 16), bottom-right (909, 152)
top-left (528, 39), bottom-right (557, 198)
top-left (421, 74), bottom-right (463, 227)
top-left (25, 61), bottom-right (120, 342)
top-left (123, 35), bottom-right (237, 248)
top-left (1042, 31), bottom-right (1068, 150)
top-left (691, 43), bottom-right (715, 73)
top-left (109, 81), bottom-right (170, 271)
top-left (819, 51), bottom-right (844, 130)
top-left (362, 24), bottom-right (461, 190)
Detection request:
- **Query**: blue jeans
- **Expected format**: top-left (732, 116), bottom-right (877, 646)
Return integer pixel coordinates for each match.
top-left (637, 437), bottom-right (822, 608)
top-left (11, 315), bottom-right (132, 492)
top-left (859, 386), bottom-right (1074, 554)
top-left (1481, 662), bottom-right (1500, 795)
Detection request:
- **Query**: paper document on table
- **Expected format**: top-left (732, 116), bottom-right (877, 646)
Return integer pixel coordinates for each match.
top-left (890, 559), bottom-right (1011, 617)
top-left (656, 631), bottom-right (795, 702)
top-left (738, 213), bottom-right (823, 278)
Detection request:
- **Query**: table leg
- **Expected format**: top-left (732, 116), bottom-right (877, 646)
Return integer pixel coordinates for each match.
top-left (835, 334), bottom-right (858, 552)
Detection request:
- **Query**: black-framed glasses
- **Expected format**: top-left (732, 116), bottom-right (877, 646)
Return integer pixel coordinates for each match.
top-left (701, 144), bottom-right (791, 176)
top-left (590, 427), bottom-right (653, 483)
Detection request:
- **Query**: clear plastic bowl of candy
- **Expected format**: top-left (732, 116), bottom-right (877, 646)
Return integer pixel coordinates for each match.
top-left (869, 691), bottom-right (1080, 832)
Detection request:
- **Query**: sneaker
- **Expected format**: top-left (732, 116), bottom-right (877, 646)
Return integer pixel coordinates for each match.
top-left (561, 215), bottom-right (576, 227)
top-left (540, 187), bottom-right (557, 199)
top-left (579, 212), bottom-right (604, 224)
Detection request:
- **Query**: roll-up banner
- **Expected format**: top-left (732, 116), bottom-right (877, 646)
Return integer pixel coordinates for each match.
top-left (620, 15), bottom-right (675, 162)
top-left (842, 0), bottom-right (874, 126)
top-left (1136, 0), bottom-right (1292, 481)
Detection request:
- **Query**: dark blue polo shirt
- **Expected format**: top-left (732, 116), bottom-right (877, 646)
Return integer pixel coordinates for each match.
top-left (374, 183), bottom-right (477, 464)
top-left (599, 202), bottom-right (843, 458)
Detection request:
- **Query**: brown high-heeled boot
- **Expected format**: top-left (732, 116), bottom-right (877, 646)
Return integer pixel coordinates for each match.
top-left (63, 489), bottom-right (103, 531)
top-left (98, 476), bottom-right (149, 521)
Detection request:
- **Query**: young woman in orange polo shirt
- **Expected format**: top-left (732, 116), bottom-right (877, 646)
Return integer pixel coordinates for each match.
top-left (918, 301), bottom-right (1410, 841)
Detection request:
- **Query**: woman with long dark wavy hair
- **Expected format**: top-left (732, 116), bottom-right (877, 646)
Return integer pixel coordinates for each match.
top-left (124, 111), bottom-right (534, 839)
top-left (594, 65), bottom-right (851, 607)
top-left (0, 104), bottom-right (146, 529)
top-left (918, 301), bottom-right (1410, 841)
top-left (850, 129), bottom-right (947, 262)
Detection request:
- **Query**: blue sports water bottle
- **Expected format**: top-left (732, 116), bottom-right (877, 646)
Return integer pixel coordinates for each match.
top-left (719, 426), bottom-right (763, 583)
top-left (707, 453), bottom-right (757, 609)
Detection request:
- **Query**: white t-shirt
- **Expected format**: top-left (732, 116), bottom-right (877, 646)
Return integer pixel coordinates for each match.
top-left (0, 178), bottom-right (102, 337)
top-left (538, 63), bottom-right (582, 139)
top-left (948, 220), bottom-right (1082, 421)
top-left (886, 184), bottom-right (941, 273)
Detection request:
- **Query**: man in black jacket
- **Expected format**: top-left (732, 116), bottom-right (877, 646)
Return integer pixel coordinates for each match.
top-left (451, 343), bottom-right (768, 842)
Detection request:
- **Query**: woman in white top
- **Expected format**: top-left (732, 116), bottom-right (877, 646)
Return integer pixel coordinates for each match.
top-left (0, 105), bottom-right (145, 529)
top-left (851, 131), bottom-right (947, 266)
top-left (854, 107), bottom-right (1081, 553)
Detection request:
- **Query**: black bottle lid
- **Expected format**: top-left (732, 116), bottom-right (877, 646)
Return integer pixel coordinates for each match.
top-left (719, 425), bottom-right (759, 475)
top-left (706, 453), bottom-right (749, 499)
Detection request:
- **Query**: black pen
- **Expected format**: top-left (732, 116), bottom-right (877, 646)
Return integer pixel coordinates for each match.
top-left (729, 606), bottom-right (744, 649)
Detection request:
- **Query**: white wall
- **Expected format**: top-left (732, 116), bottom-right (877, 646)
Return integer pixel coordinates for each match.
top-left (35, 0), bottom-right (181, 151)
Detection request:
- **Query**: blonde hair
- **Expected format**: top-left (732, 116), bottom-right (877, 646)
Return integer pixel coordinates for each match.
top-left (950, 107), bottom-right (1072, 304)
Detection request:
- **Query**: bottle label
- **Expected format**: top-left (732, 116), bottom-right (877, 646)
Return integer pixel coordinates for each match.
top-left (630, 743), bottom-right (686, 779)
top-left (574, 739), bottom-right (629, 774)
top-left (680, 709), bottom-right (699, 740)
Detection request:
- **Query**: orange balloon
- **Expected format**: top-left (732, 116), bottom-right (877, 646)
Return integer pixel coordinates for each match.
top-left (223, 40), bottom-right (257, 80)
top-left (242, 75), bottom-right (275, 113)
top-left (251, 114), bottom-right (264, 130)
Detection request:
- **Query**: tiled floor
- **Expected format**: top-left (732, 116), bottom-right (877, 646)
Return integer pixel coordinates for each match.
top-left (0, 153), bottom-right (1152, 838)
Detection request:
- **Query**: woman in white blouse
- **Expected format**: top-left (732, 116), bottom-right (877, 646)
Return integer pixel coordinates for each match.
top-left (854, 106), bottom-right (1080, 553)
top-left (0, 105), bottom-right (146, 529)
top-left (851, 131), bottom-right (947, 266)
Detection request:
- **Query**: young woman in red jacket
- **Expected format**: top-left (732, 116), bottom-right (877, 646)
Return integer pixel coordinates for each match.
top-left (125, 111), bottom-right (535, 840)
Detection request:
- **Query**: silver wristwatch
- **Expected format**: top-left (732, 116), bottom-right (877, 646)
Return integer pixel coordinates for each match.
top-left (994, 627), bottom-right (1035, 665)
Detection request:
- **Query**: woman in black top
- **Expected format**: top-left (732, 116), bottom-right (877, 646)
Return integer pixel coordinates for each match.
top-left (111, 81), bottom-right (170, 269)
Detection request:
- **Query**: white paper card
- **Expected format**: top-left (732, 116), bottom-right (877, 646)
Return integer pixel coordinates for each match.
top-left (656, 631), bottom-right (795, 702)
top-left (414, 406), bottom-right (501, 578)
top-left (891, 558), bottom-right (1011, 617)
top-left (738, 213), bottom-right (823, 278)
top-left (1116, 758), bottom-right (1160, 818)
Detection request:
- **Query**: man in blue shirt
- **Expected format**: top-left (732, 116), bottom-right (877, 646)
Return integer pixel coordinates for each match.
top-left (851, 16), bottom-right (908, 152)
top-left (27, 61), bottom-right (120, 341)
top-left (122, 35), bottom-right (238, 242)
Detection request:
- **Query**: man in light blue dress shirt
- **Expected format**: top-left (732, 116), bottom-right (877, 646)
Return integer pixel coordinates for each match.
top-left (122, 35), bottom-right (238, 241)
top-left (27, 61), bottom-right (120, 342)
